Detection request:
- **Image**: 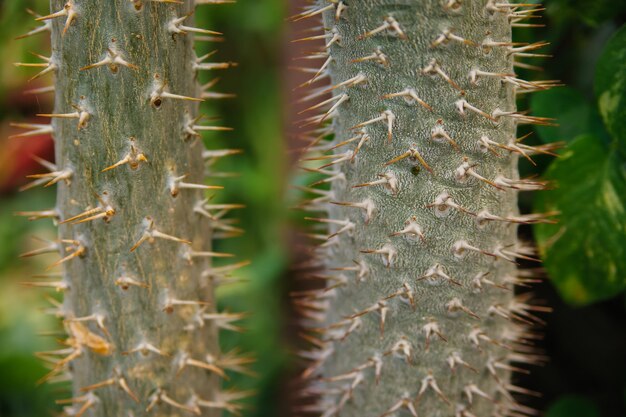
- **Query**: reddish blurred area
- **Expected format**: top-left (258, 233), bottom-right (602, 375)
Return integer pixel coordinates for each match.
top-left (284, 0), bottom-right (330, 161)
top-left (0, 82), bottom-right (54, 195)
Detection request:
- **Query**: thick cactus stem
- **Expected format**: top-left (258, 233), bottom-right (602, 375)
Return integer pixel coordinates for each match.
top-left (40, 1), bottom-right (235, 415)
top-left (295, 1), bottom-right (550, 416)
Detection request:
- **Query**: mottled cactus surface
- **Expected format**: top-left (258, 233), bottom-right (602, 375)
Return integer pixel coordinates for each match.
top-left (294, 1), bottom-right (554, 416)
top-left (14, 1), bottom-right (248, 416)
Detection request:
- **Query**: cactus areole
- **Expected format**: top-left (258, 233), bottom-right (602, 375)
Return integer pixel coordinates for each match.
top-left (16, 0), bottom-right (248, 415)
top-left (295, 1), bottom-right (552, 416)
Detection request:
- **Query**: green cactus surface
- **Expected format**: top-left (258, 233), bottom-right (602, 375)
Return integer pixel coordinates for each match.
top-left (13, 1), bottom-right (249, 415)
top-left (294, 1), bottom-right (554, 416)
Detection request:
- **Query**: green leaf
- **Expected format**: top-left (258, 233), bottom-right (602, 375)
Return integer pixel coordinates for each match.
top-left (546, 396), bottom-right (600, 417)
top-left (534, 135), bottom-right (626, 305)
top-left (548, 0), bottom-right (626, 27)
top-left (530, 87), bottom-right (591, 144)
top-left (595, 24), bottom-right (626, 150)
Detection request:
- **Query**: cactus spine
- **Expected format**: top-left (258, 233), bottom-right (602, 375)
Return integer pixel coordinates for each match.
top-left (15, 1), bottom-right (248, 415)
top-left (294, 1), bottom-right (553, 416)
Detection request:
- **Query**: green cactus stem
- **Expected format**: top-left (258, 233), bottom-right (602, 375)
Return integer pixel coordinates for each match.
top-left (293, 1), bottom-right (555, 416)
top-left (14, 1), bottom-right (249, 415)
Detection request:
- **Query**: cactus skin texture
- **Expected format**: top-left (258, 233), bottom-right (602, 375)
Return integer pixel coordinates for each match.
top-left (15, 1), bottom-right (249, 416)
top-left (294, 1), bottom-right (554, 416)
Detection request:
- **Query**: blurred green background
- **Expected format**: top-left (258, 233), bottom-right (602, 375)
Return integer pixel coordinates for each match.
top-left (0, 1), bottom-right (625, 417)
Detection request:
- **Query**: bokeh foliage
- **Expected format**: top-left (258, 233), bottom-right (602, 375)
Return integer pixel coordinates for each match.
top-left (532, 17), bottom-right (626, 306)
top-left (515, 2), bottom-right (626, 416)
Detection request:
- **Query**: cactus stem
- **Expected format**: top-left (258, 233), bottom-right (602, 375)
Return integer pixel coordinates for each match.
top-left (358, 16), bottom-right (407, 40)
top-left (36, 1), bottom-right (77, 36)
top-left (129, 218), bottom-right (191, 252)
top-left (169, 14), bottom-right (221, 36)
top-left (80, 46), bottom-right (137, 72)
top-left (15, 0), bottom-right (247, 400)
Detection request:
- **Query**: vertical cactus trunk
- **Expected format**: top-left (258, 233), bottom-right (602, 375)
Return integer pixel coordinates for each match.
top-left (24, 1), bottom-right (237, 415)
top-left (295, 1), bottom-right (552, 416)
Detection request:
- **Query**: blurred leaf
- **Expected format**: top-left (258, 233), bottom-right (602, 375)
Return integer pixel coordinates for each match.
top-left (0, 272), bottom-right (62, 417)
top-left (531, 87), bottom-right (591, 144)
top-left (0, 189), bottom-right (55, 269)
top-left (549, 0), bottom-right (626, 27)
top-left (595, 24), bottom-right (626, 151)
top-left (546, 395), bottom-right (601, 417)
top-left (534, 135), bottom-right (626, 305)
